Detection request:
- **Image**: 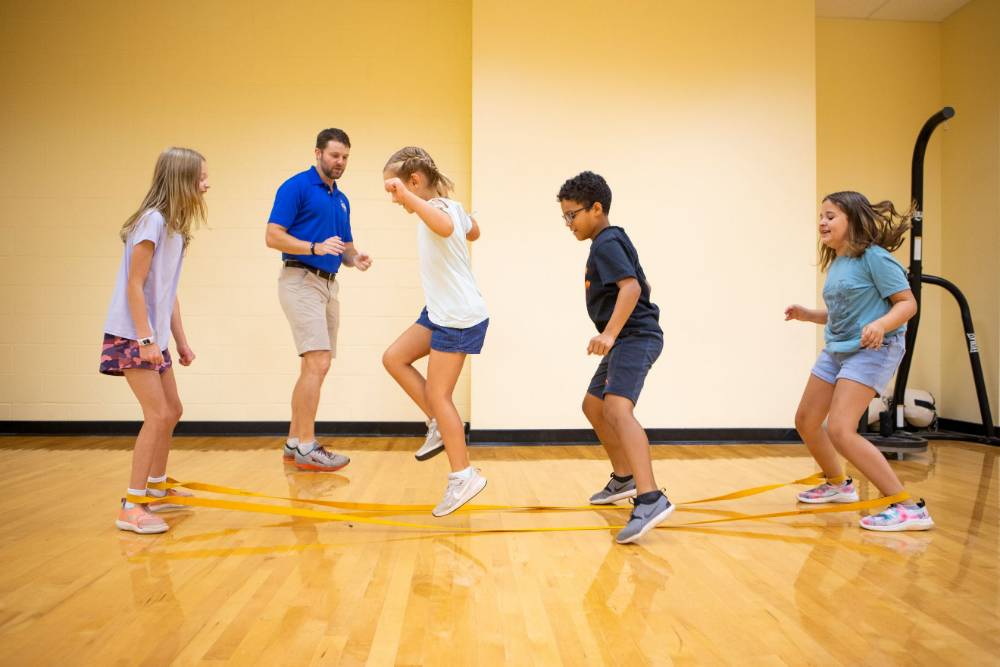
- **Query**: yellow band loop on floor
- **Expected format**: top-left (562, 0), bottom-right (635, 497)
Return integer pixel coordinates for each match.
top-left (133, 477), bottom-right (911, 533)
top-left (148, 473), bottom-right (827, 514)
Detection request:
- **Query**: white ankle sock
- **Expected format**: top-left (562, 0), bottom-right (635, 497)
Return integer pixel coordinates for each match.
top-left (286, 437), bottom-right (299, 448)
top-left (147, 474), bottom-right (168, 498)
top-left (124, 488), bottom-right (146, 510)
top-left (450, 466), bottom-right (474, 480)
top-left (297, 440), bottom-right (317, 455)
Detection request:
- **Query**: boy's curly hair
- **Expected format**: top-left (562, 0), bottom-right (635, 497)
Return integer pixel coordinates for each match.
top-left (557, 171), bottom-right (612, 214)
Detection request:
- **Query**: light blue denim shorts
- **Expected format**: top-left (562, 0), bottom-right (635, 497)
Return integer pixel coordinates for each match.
top-left (811, 333), bottom-right (905, 396)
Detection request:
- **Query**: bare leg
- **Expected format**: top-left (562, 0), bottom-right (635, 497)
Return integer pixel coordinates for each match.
top-left (601, 394), bottom-right (656, 494)
top-left (291, 350), bottom-right (331, 443)
top-left (793, 373), bottom-right (845, 480)
top-left (123, 369), bottom-right (175, 490)
top-left (382, 324), bottom-right (433, 418)
top-left (582, 393), bottom-right (631, 476)
top-left (827, 379), bottom-right (906, 496)
top-left (148, 367), bottom-right (183, 479)
top-left (425, 350), bottom-right (468, 472)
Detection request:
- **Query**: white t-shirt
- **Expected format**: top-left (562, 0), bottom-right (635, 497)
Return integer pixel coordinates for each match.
top-left (104, 210), bottom-right (184, 350)
top-left (419, 198), bottom-right (489, 329)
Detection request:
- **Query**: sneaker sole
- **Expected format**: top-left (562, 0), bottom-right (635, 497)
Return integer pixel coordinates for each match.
top-left (282, 454), bottom-right (295, 462)
top-left (295, 461), bottom-right (350, 472)
top-left (115, 519), bottom-right (169, 534)
top-left (616, 503), bottom-right (676, 544)
top-left (415, 443), bottom-right (445, 462)
top-left (432, 476), bottom-right (487, 517)
top-left (797, 493), bottom-right (860, 504)
top-left (859, 518), bottom-right (935, 532)
top-left (590, 488), bottom-right (638, 505)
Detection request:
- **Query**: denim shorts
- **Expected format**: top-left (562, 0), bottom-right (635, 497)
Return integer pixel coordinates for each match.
top-left (587, 333), bottom-right (663, 405)
top-left (416, 307), bottom-right (489, 354)
top-left (811, 334), bottom-right (905, 396)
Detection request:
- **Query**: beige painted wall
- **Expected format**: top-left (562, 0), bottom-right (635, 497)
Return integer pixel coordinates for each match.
top-left (0, 0), bottom-right (473, 422)
top-left (470, 0), bottom-right (818, 429)
top-left (4, 1), bottom-right (991, 429)
top-left (941, 0), bottom-right (1000, 423)
top-left (816, 18), bottom-right (944, 402)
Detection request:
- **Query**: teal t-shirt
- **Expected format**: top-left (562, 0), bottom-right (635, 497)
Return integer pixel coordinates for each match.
top-left (823, 245), bottom-right (910, 353)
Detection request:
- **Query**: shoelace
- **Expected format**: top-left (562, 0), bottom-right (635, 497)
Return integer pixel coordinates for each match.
top-left (444, 477), bottom-right (463, 500)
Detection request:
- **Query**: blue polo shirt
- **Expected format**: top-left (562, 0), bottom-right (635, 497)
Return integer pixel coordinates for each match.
top-left (268, 166), bottom-right (353, 274)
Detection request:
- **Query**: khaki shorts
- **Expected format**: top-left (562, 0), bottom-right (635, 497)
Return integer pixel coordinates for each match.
top-left (278, 266), bottom-right (340, 356)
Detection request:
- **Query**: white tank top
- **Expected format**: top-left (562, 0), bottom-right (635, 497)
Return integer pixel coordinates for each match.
top-left (418, 198), bottom-right (489, 328)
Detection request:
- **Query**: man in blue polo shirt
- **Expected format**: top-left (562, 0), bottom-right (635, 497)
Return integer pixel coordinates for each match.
top-left (265, 128), bottom-right (373, 472)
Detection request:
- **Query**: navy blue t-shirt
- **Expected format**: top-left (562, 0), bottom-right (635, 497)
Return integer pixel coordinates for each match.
top-left (585, 226), bottom-right (662, 337)
top-left (268, 166), bottom-right (353, 274)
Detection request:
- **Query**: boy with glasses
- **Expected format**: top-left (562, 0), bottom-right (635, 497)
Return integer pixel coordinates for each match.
top-left (557, 171), bottom-right (673, 544)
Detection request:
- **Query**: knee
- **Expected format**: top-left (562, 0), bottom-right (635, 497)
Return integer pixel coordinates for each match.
top-left (582, 396), bottom-right (601, 423)
top-left (602, 400), bottom-right (631, 428)
top-left (167, 402), bottom-right (183, 425)
top-left (424, 384), bottom-right (448, 406)
top-left (826, 417), bottom-right (856, 444)
top-left (382, 348), bottom-right (404, 374)
top-left (794, 408), bottom-right (819, 434)
top-left (304, 352), bottom-right (332, 376)
top-left (144, 406), bottom-right (175, 431)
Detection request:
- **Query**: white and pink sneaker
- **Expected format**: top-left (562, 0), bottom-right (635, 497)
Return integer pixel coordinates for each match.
top-left (860, 499), bottom-right (934, 532)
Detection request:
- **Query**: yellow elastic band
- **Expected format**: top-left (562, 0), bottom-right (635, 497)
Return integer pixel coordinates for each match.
top-left (133, 475), bottom-right (909, 533)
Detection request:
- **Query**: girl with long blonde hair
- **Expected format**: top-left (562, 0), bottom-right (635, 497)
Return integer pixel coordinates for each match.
top-left (101, 147), bottom-right (209, 534)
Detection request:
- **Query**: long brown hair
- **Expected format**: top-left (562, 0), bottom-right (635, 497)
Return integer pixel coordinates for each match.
top-left (383, 146), bottom-right (454, 197)
top-left (120, 147), bottom-right (207, 248)
top-left (819, 191), bottom-right (911, 271)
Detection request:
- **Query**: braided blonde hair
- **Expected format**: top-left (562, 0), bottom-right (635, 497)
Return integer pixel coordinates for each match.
top-left (383, 146), bottom-right (454, 197)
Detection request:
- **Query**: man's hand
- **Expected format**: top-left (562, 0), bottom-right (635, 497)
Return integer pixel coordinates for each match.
top-left (314, 236), bottom-right (345, 256)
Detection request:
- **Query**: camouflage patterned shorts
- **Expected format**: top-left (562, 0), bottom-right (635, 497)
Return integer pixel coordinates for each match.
top-left (99, 333), bottom-right (172, 376)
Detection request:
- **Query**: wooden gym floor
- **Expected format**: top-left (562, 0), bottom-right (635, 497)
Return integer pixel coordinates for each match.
top-left (0, 436), bottom-right (996, 666)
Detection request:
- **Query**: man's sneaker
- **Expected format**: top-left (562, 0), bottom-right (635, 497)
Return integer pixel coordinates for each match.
top-left (589, 473), bottom-right (637, 505)
top-left (415, 419), bottom-right (445, 461)
top-left (116, 502), bottom-right (169, 534)
top-left (148, 487), bottom-right (193, 513)
top-left (797, 478), bottom-right (860, 504)
top-left (860, 499), bottom-right (934, 532)
top-left (294, 442), bottom-right (350, 472)
top-left (616, 493), bottom-right (675, 544)
top-left (432, 469), bottom-right (487, 517)
top-left (282, 441), bottom-right (297, 462)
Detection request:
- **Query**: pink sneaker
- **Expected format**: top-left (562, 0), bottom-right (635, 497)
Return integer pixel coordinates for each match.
top-left (148, 487), bottom-right (193, 513)
top-left (797, 478), bottom-right (859, 504)
top-left (860, 499), bottom-right (934, 532)
top-left (116, 503), bottom-right (169, 534)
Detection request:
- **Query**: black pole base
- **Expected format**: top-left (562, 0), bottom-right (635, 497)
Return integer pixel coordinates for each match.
top-left (865, 432), bottom-right (928, 459)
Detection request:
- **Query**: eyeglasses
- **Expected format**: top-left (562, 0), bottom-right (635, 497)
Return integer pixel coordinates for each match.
top-left (562, 206), bottom-right (589, 225)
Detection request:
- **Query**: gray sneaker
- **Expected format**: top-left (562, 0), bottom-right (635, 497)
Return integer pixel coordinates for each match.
top-left (589, 473), bottom-right (637, 505)
top-left (294, 442), bottom-right (350, 472)
top-left (415, 419), bottom-right (445, 461)
top-left (616, 493), bottom-right (675, 544)
top-left (432, 469), bottom-right (487, 517)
